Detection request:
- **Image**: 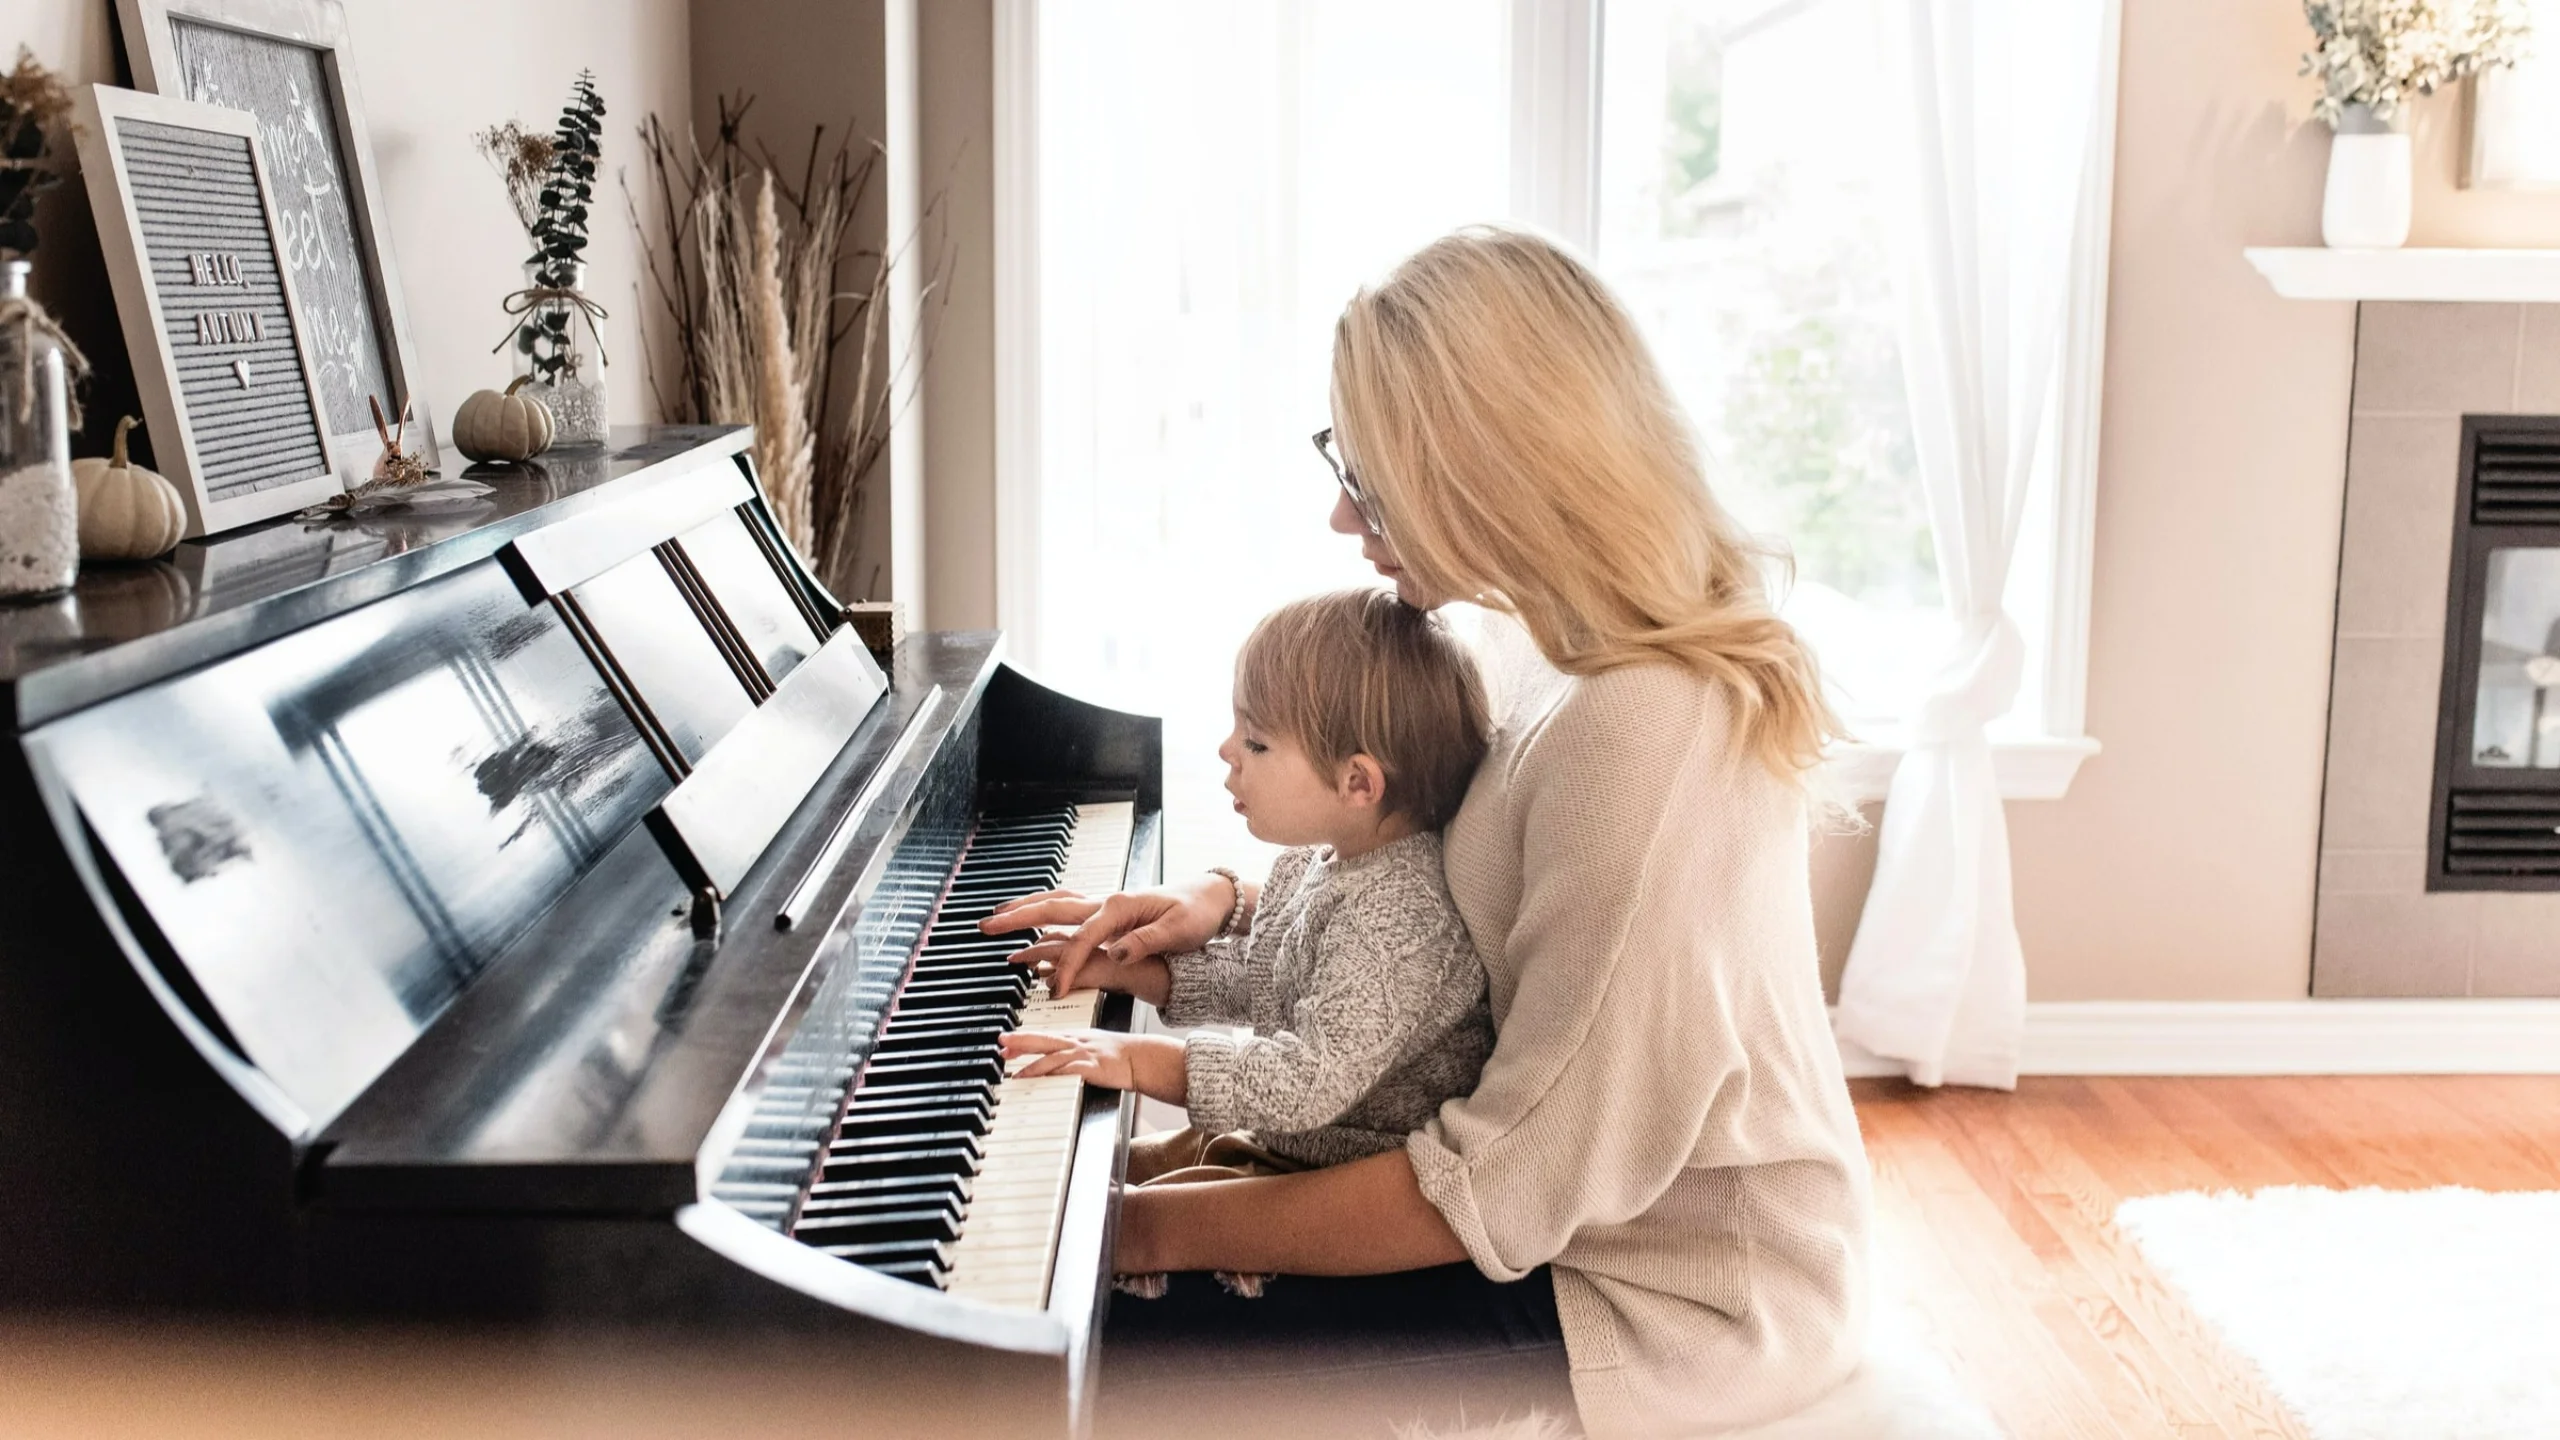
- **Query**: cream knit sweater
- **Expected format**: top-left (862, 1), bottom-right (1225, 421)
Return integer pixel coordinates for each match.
top-left (1406, 623), bottom-right (1873, 1437)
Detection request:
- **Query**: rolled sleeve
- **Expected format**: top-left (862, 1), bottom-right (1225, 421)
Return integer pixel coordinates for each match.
top-left (1160, 938), bottom-right (1247, 1026)
top-left (1406, 1126), bottom-right (1529, 1283)
top-left (1181, 1028), bottom-right (1246, 1133)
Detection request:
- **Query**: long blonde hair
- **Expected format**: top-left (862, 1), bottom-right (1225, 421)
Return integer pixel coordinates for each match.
top-left (1330, 225), bottom-right (1844, 781)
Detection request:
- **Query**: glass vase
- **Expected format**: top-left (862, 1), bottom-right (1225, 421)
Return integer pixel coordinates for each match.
top-left (0, 259), bottom-right (78, 600)
top-left (511, 257), bottom-right (608, 447)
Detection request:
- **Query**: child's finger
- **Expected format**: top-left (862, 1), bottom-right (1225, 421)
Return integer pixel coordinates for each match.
top-left (1000, 1031), bottom-right (1074, 1056)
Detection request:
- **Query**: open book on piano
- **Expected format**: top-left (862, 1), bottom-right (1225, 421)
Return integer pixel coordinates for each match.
top-left (0, 427), bottom-right (1159, 1436)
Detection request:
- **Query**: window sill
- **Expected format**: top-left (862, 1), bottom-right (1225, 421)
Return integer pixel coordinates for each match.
top-left (1822, 734), bottom-right (2102, 804)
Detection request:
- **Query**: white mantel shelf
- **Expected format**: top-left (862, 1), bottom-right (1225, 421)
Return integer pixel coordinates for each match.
top-left (2245, 246), bottom-right (2560, 302)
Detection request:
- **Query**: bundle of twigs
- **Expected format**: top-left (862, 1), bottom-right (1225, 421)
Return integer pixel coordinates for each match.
top-left (629, 94), bottom-right (948, 597)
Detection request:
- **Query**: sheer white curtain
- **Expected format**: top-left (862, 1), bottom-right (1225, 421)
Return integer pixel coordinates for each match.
top-left (1028, 2), bottom-right (1511, 876)
top-left (1832, 0), bottom-right (2113, 1089)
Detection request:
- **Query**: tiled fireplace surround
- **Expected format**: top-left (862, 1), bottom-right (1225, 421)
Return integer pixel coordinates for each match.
top-left (2316, 302), bottom-right (2560, 996)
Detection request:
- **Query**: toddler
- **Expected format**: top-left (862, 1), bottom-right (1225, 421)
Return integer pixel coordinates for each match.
top-left (999, 588), bottom-right (1496, 1293)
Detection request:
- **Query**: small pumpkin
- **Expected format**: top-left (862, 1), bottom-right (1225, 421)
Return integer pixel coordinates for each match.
top-left (73, 416), bottom-right (186, 561)
top-left (452, 376), bottom-right (556, 464)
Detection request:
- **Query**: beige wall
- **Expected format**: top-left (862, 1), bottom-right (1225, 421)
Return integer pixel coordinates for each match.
top-left (1988, 0), bottom-right (2560, 1001)
top-left (3, 0), bottom-right (692, 451)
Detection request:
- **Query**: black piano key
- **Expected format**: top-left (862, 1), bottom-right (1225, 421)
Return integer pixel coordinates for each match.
top-left (891, 987), bottom-right (1022, 1014)
top-left (813, 1237), bottom-right (954, 1272)
top-left (859, 1058), bottom-right (1006, 1090)
top-left (867, 1259), bottom-right (949, 1288)
top-left (848, 1076), bottom-right (997, 1105)
top-left (798, 1189), bottom-right (964, 1223)
top-left (821, 1143), bottom-right (979, 1181)
top-left (829, 1128), bottom-right (984, 1162)
top-left (835, 1104), bottom-right (992, 1139)
top-left (872, 1026), bottom-right (1006, 1056)
top-left (807, 1171), bottom-right (972, 1203)
top-left (794, 1207), bottom-right (963, 1246)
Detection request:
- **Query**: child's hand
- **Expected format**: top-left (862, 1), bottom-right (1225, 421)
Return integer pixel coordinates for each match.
top-left (999, 1029), bottom-right (1186, 1105)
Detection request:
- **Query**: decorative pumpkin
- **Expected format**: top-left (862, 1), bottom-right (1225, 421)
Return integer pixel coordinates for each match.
top-left (72, 416), bottom-right (186, 561)
top-left (452, 376), bottom-right (556, 464)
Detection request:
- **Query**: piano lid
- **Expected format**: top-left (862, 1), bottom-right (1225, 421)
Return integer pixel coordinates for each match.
top-left (0, 426), bottom-right (752, 732)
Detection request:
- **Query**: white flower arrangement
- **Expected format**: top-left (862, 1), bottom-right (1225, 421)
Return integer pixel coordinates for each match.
top-left (2302, 0), bottom-right (2535, 125)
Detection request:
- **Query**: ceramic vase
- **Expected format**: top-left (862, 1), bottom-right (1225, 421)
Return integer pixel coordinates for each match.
top-left (2323, 103), bottom-right (2413, 249)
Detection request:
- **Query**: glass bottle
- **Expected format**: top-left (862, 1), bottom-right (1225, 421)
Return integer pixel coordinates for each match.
top-left (0, 259), bottom-right (77, 599)
top-left (512, 257), bottom-right (609, 447)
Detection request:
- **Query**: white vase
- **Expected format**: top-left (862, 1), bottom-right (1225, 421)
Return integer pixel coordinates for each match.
top-left (2322, 104), bottom-right (2412, 249)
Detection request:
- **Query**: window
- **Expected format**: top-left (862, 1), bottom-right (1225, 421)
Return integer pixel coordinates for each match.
top-left (1595, 0), bottom-right (1946, 727)
top-left (1022, 1), bottom-right (1510, 871)
top-left (1004, 0), bottom-right (2108, 846)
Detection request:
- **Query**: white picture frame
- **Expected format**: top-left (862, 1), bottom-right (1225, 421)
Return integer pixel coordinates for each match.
top-left (116, 0), bottom-right (440, 482)
top-left (2464, 0), bottom-right (2560, 190)
top-left (73, 85), bottom-right (343, 536)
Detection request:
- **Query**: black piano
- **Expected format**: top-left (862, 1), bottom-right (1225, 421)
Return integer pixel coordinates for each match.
top-left (0, 427), bottom-right (1159, 1436)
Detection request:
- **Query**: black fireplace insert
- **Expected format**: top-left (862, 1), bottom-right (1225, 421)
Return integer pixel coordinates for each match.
top-left (2429, 416), bottom-right (2560, 890)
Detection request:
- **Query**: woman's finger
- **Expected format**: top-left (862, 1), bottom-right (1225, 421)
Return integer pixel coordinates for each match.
top-left (1006, 937), bottom-right (1067, 970)
top-left (984, 888), bottom-right (1083, 921)
top-left (978, 895), bottom-right (1102, 935)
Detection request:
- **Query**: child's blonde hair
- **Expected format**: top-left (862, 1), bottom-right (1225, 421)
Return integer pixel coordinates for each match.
top-left (1233, 589), bottom-right (1490, 829)
top-left (1330, 225), bottom-right (1846, 782)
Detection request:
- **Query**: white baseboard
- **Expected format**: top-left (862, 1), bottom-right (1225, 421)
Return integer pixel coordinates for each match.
top-left (1835, 1000), bottom-right (2560, 1079)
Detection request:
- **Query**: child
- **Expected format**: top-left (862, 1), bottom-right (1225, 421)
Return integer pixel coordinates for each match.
top-left (998, 588), bottom-right (1496, 1293)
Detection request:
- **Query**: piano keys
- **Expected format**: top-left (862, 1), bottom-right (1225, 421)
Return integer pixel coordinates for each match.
top-left (0, 428), bottom-right (1160, 1436)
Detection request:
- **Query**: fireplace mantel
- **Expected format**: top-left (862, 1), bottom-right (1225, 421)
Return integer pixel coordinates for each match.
top-left (2246, 247), bottom-right (2560, 303)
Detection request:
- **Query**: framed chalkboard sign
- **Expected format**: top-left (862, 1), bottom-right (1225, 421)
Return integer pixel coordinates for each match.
top-left (117, 0), bottom-right (439, 483)
top-left (74, 86), bottom-right (341, 536)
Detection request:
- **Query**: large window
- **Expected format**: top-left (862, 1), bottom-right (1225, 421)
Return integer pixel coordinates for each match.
top-left (1012, 0), bottom-right (2104, 869)
top-left (1595, 0), bottom-right (1946, 726)
top-left (1029, 2), bottom-right (1510, 871)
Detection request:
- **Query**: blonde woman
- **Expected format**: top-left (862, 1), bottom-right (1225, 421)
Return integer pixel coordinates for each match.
top-left (986, 227), bottom-right (1872, 1436)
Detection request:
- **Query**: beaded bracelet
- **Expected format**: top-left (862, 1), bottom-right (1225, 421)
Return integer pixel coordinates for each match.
top-left (1205, 866), bottom-right (1246, 939)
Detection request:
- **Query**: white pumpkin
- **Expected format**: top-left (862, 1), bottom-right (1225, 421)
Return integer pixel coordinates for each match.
top-left (72, 416), bottom-right (186, 561)
top-left (452, 376), bottom-right (556, 464)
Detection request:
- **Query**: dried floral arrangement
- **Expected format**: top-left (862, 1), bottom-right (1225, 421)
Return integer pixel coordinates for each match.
top-left (0, 47), bottom-right (74, 258)
top-left (629, 94), bottom-right (949, 598)
top-left (0, 47), bottom-right (87, 427)
top-left (2302, 0), bottom-right (2534, 123)
top-left (477, 72), bottom-right (607, 383)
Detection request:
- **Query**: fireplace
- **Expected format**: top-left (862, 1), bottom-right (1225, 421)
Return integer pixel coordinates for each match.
top-left (2428, 418), bottom-right (2560, 890)
top-left (2311, 301), bottom-right (2560, 997)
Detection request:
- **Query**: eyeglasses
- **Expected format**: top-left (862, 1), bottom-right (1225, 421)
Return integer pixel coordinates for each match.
top-left (1312, 427), bottom-right (1385, 538)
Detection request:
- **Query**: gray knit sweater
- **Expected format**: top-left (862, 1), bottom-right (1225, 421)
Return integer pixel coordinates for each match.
top-left (1161, 832), bottom-right (1493, 1169)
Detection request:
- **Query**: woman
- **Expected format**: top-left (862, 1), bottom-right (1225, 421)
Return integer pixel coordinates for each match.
top-left (987, 227), bottom-right (1871, 1436)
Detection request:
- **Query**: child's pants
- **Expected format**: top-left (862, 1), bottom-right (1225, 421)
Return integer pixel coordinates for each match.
top-left (1116, 1127), bottom-right (1303, 1298)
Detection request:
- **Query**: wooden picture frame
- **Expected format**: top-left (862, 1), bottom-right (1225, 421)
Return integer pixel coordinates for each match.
top-left (74, 85), bottom-right (343, 536)
top-left (116, 0), bottom-right (440, 481)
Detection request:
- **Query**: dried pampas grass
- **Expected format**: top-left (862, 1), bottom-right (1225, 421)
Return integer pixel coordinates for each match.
top-left (629, 95), bottom-right (949, 598)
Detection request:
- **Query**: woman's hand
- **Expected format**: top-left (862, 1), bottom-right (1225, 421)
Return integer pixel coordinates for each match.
top-left (979, 872), bottom-right (1244, 996)
top-left (999, 1029), bottom-right (1187, 1106)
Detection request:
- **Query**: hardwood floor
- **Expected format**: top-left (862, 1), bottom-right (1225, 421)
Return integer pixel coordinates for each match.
top-left (1855, 1076), bottom-right (2560, 1439)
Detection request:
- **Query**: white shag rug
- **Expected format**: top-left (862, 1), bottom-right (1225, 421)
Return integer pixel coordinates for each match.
top-left (1396, 1300), bottom-right (1999, 1440)
top-left (2115, 1186), bottom-right (2560, 1440)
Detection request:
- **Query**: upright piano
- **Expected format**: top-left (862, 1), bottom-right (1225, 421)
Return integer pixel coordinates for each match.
top-left (0, 427), bottom-right (1157, 1435)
